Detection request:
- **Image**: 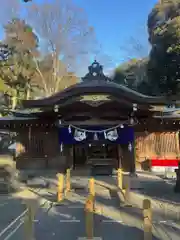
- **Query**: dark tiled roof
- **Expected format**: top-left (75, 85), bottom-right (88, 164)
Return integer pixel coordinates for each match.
top-left (22, 60), bottom-right (180, 108)
top-left (22, 80), bottom-right (171, 108)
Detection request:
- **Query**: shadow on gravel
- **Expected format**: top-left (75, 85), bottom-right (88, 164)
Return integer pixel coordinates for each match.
top-left (34, 197), bottom-right (161, 240)
top-left (94, 211), bottom-right (160, 240)
top-left (28, 188), bottom-right (58, 203)
top-left (136, 179), bottom-right (180, 204)
top-left (0, 197), bottom-right (25, 232)
top-left (18, 174), bottom-right (180, 239)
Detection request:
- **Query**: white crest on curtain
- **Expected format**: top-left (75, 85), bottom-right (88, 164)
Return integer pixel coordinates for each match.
top-left (74, 129), bottom-right (86, 141)
top-left (106, 129), bottom-right (118, 141)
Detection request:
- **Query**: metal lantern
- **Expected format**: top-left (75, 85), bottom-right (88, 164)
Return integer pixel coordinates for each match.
top-left (128, 142), bottom-right (132, 152)
top-left (54, 105), bottom-right (59, 112)
top-left (133, 103), bottom-right (137, 111)
top-left (129, 117), bottom-right (134, 125)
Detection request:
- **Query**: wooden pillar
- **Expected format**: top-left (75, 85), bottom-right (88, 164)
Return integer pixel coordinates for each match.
top-left (62, 145), bottom-right (68, 169)
top-left (63, 145), bottom-right (73, 169)
top-left (69, 145), bottom-right (74, 169)
top-left (117, 144), bottom-right (122, 169)
top-left (130, 141), bottom-right (136, 175)
top-left (121, 144), bottom-right (136, 173)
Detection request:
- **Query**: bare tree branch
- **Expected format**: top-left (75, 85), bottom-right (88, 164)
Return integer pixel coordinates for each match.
top-left (0, 0), bottom-right (20, 25)
top-left (31, 54), bottom-right (49, 94)
top-left (23, 0), bottom-right (96, 96)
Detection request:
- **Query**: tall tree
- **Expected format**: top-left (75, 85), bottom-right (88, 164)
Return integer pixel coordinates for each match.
top-left (113, 58), bottom-right (149, 92)
top-left (147, 0), bottom-right (180, 95)
top-left (4, 18), bottom-right (38, 55)
top-left (0, 0), bottom-right (20, 26)
top-left (23, 0), bottom-right (96, 96)
top-left (34, 54), bottom-right (79, 96)
top-left (0, 18), bottom-right (39, 108)
top-left (113, 34), bottom-right (154, 95)
top-left (120, 30), bottom-right (150, 61)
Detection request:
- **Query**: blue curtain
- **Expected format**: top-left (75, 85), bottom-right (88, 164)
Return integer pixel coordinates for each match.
top-left (58, 126), bottom-right (134, 145)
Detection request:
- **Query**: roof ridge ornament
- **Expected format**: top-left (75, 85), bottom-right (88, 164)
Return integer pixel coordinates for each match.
top-left (82, 60), bottom-right (111, 82)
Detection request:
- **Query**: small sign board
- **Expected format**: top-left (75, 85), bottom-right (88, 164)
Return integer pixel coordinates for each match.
top-left (80, 95), bottom-right (110, 107)
top-left (152, 166), bottom-right (177, 179)
top-left (80, 95), bottom-right (110, 102)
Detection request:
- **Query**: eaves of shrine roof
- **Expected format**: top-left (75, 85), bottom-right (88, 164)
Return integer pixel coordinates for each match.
top-left (22, 61), bottom-right (180, 108)
top-left (22, 80), bottom-right (175, 108)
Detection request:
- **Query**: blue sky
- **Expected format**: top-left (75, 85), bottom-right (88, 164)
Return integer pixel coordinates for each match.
top-left (0, 0), bottom-right (158, 74)
top-left (74, 0), bottom-right (158, 67)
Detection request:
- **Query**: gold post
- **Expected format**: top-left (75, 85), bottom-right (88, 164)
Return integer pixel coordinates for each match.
top-left (117, 168), bottom-right (123, 189)
top-left (89, 178), bottom-right (95, 197)
top-left (57, 173), bottom-right (64, 202)
top-left (124, 177), bottom-right (130, 203)
top-left (66, 168), bottom-right (71, 193)
top-left (24, 200), bottom-right (37, 240)
top-left (143, 199), bottom-right (152, 240)
top-left (85, 194), bottom-right (94, 239)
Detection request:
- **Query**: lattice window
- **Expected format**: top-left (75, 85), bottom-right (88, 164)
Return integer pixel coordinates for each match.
top-left (135, 132), bottom-right (179, 158)
top-left (30, 135), bottom-right (44, 155)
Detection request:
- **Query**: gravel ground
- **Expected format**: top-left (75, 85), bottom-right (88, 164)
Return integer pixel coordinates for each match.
top-left (0, 196), bottom-right (25, 238)
top-left (1, 173), bottom-right (180, 240)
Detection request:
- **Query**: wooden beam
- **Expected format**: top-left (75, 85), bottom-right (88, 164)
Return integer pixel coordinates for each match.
top-left (62, 111), bottom-right (131, 119)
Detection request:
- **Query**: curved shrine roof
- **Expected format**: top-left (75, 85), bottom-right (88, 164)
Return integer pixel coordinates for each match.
top-left (22, 81), bottom-right (169, 108)
top-left (22, 61), bottom-right (179, 108)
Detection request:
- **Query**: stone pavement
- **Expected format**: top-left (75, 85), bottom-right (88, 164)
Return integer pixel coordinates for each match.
top-left (7, 190), bottom-right (159, 240)
top-left (128, 173), bottom-right (180, 219)
top-left (3, 173), bottom-right (180, 240)
top-left (136, 173), bottom-right (180, 203)
top-left (0, 195), bottom-right (25, 235)
top-left (8, 188), bottom-right (180, 240)
top-left (0, 188), bottom-right (52, 240)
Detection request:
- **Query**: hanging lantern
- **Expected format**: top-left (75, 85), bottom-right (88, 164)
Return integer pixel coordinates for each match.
top-left (133, 103), bottom-right (137, 111)
top-left (68, 125), bottom-right (71, 133)
top-left (129, 117), bottom-right (134, 125)
top-left (94, 132), bottom-right (98, 140)
top-left (60, 143), bottom-right (63, 152)
top-left (128, 142), bottom-right (132, 152)
top-left (54, 105), bottom-right (59, 112)
top-left (120, 124), bottom-right (124, 128)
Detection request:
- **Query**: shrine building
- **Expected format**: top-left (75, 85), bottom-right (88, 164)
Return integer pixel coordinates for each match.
top-left (0, 61), bottom-right (180, 175)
